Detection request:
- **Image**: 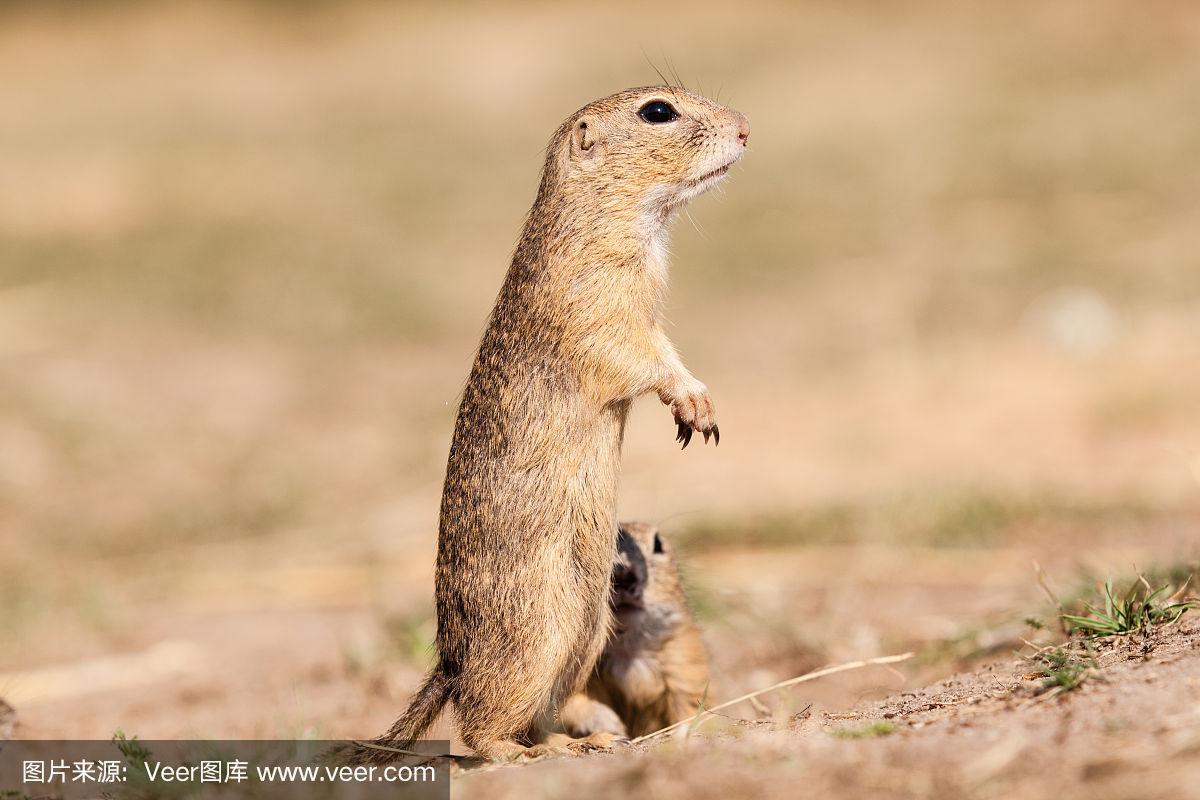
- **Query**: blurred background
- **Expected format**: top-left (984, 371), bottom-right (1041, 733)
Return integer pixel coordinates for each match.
top-left (1, 1), bottom-right (1198, 741)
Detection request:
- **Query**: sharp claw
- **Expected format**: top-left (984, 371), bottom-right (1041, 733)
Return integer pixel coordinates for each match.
top-left (675, 422), bottom-right (687, 443)
top-left (712, 426), bottom-right (720, 446)
top-left (681, 427), bottom-right (693, 449)
top-left (703, 430), bottom-right (711, 444)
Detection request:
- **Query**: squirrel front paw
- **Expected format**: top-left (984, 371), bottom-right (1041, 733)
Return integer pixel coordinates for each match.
top-left (659, 382), bottom-right (719, 449)
top-left (559, 693), bottom-right (628, 739)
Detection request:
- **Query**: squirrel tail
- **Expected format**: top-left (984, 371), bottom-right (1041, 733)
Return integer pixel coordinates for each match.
top-left (380, 670), bottom-right (451, 747)
top-left (340, 671), bottom-right (450, 765)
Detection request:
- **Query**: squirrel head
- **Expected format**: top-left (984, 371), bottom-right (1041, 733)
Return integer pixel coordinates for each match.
top-left (541, 87), bottom-right (750, 230)
top-left (611, 521), bottom-right (688, 624)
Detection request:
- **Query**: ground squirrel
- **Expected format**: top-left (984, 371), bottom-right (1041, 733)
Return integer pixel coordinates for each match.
top-left (560, 522), bottom-right (710, 739)
top-left (371, 86), bottom-right (748, 760)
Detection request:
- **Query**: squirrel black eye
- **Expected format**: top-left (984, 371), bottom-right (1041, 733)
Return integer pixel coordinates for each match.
top-left (638, 100), bottom-right (679, 124)
top-left (652, 533), bottom-right (665, 554)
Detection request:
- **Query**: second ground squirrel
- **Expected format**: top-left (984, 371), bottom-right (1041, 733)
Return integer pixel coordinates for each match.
top-left (560, 522), bottom-right (710, 740)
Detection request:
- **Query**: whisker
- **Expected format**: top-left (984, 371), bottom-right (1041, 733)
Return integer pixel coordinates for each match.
top-left (642, 47), bottom-right (672, 89)
top-left (685, 208), bottom-right (709, 241)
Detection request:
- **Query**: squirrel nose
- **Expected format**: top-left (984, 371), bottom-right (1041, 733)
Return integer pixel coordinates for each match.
top-left (736, 115), bottom-right (750, 145)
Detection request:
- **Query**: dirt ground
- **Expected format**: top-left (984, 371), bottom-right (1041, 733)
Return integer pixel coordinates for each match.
top-left (5, 513), bottom-right (1198, 746)
top-left (459, 617), bottom-right (1200, 800)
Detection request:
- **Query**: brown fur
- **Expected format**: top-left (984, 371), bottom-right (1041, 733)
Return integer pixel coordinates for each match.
top-left (560, 522), bottom-right (710, 739)
top-left (369, 87), bottom-right (747, 760)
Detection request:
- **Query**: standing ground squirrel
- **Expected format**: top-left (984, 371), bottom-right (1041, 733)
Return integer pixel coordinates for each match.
top-left (371, 86), bottom-right (748, 760)
top-left (560, 522), bottom-right (710, 739)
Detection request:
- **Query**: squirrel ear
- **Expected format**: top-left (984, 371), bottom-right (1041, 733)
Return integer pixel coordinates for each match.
top-left (570, 118), bottom-right (601, 163)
